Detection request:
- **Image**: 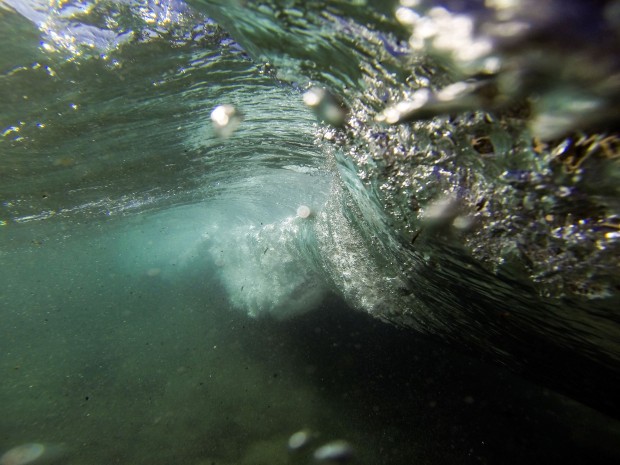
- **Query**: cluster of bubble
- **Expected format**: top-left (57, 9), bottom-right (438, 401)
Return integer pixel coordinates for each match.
top-left (384, 0), bottom-right (620, 140)
top-left (2, 0), bottom-right (212, 58)
top-left (330, 0), bottom-right (620, 302)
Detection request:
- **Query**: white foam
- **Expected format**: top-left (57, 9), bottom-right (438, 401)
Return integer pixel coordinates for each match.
top-left (208, 217), bottom-right (326, 319)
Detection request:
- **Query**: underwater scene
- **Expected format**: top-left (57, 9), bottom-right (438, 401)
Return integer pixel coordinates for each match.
top-left (1, 0), bottom-right (620, 464)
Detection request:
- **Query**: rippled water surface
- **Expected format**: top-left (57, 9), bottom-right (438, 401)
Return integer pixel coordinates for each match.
top-left (1, 1), bottom-right (620, 464)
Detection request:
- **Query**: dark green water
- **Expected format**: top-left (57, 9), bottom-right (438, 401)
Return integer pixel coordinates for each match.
top-left (1, 1), bottom-right (620, 464)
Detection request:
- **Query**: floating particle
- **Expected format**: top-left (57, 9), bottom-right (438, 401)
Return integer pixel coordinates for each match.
top-left (303, 87), bottom-right (347, 127)
top-left (395, 6), bottom-right (420, 26)
top-left (313, 440), bottom-right (355, 463)
top-left (0, 443), bottom-right (61, 465)
top-left (303, 87), bottom-right (325, 107)
top-left (452, 215), bottom-right (474, 231)
top-left (423, 197), bottom-right (458, 223)
top-left (400, 0), bottom-right (421, 6)
top-left (210, 104), bottom-right (242, 138)
top-left (297, 205), bottom-right (311, 218)
top-left (288, 429), bottom-right (313, 451)
top-left (146, 268), bottom-right (161, 277)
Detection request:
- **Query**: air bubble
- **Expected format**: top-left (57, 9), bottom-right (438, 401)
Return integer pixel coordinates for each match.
top-left (297, 205), bottom-right (311, 218)
top-left (210, 104), bottom-right (242, 138)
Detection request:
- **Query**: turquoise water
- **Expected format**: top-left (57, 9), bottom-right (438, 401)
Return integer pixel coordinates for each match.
top-left (1, 1), bottom-right (620, 464)
top-left (3, 217), bottom-right (620, 464)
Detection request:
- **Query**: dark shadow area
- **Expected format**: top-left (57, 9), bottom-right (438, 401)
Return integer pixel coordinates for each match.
top-left (247, 294), bottom-right (620, 465)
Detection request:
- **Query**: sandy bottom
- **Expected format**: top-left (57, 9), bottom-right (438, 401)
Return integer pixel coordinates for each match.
top-left (1, 221), bottom-right (620, 465)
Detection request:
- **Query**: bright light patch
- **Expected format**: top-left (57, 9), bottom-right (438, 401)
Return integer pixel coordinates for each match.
top-left (210, 104), bottom-right (242, 138)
